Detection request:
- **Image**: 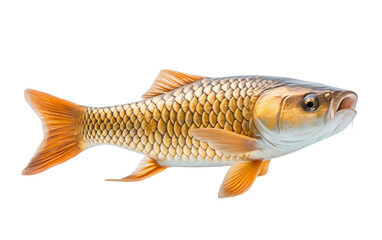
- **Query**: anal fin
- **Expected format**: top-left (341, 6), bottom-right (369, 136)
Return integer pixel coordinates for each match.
top-left (219, 160), bottom-right (263, 198)
top-left (106, 156), bottom-right (166, 182)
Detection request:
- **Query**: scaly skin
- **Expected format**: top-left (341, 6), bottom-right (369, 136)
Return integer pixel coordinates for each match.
top-left (80, 76), bottom-right (283, 166)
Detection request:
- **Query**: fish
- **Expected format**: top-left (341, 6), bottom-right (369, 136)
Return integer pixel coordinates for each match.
top-left (22, 69), bottom-right (358, 198)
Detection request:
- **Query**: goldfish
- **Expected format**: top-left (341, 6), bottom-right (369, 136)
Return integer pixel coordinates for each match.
top-left (23, 69), bottom-right (358, 198)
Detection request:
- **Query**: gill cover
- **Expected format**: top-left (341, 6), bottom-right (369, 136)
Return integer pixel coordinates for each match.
top-left (253, 87), bottom-right (286, 135)
top-left (253, 86), bottom-right (330, 141)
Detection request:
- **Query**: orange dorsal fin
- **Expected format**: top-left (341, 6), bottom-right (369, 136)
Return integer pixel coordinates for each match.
top-left (190, 128), bottom-right (259, 155)
top-left (106, 156), bottom-right (166, 182)
top-left (142, 69), bottom-right (204, 99)
top-left (219, 160), bottom-right (263, 198)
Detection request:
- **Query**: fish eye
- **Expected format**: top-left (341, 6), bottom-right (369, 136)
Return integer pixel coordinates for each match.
top-left (302, 94), bottom-right (319, 112)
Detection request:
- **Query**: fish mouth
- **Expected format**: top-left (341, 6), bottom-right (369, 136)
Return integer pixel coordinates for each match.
top-left (334, 91), bottom-right (358, 114)
top-left (321, 90), bottom-right (358, 138)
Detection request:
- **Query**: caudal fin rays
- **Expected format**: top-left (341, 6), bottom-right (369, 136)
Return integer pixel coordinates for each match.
top-left (23, 89), bottom-right (86, 175)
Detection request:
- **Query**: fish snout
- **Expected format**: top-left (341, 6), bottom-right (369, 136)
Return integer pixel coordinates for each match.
top-left (333, 90), bottom-right (358, 113)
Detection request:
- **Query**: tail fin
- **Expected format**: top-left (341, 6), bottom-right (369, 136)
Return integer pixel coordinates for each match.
top-left (23, 89), bottom-right (86, 175)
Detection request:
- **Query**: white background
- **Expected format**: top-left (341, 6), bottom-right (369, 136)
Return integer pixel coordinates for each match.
top-left (1, 1), bottom-right (381, 239)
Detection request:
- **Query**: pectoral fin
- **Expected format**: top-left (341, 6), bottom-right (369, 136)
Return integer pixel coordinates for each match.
top-left (106, 156), bottom-right (166, 182)
top-left (218, 160), bottom-right (263, 198)
top-left (190, 128), bottom-right (259, 155)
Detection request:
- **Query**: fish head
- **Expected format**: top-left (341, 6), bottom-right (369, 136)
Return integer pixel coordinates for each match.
top-left (253, 81), bottom-right (357, 156)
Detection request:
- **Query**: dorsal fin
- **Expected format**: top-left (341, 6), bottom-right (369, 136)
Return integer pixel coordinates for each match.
top-left (142, 69), bottom-right (205, 99)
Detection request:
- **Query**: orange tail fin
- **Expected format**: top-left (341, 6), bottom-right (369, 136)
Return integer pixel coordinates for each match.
top-left (23, 89), bottom-right (86, 175)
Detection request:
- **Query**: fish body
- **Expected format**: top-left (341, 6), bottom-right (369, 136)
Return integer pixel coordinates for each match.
top-left (81, 75), bottom-right (281, 167)
top-left (23, 70), bottom-right (358, 198)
